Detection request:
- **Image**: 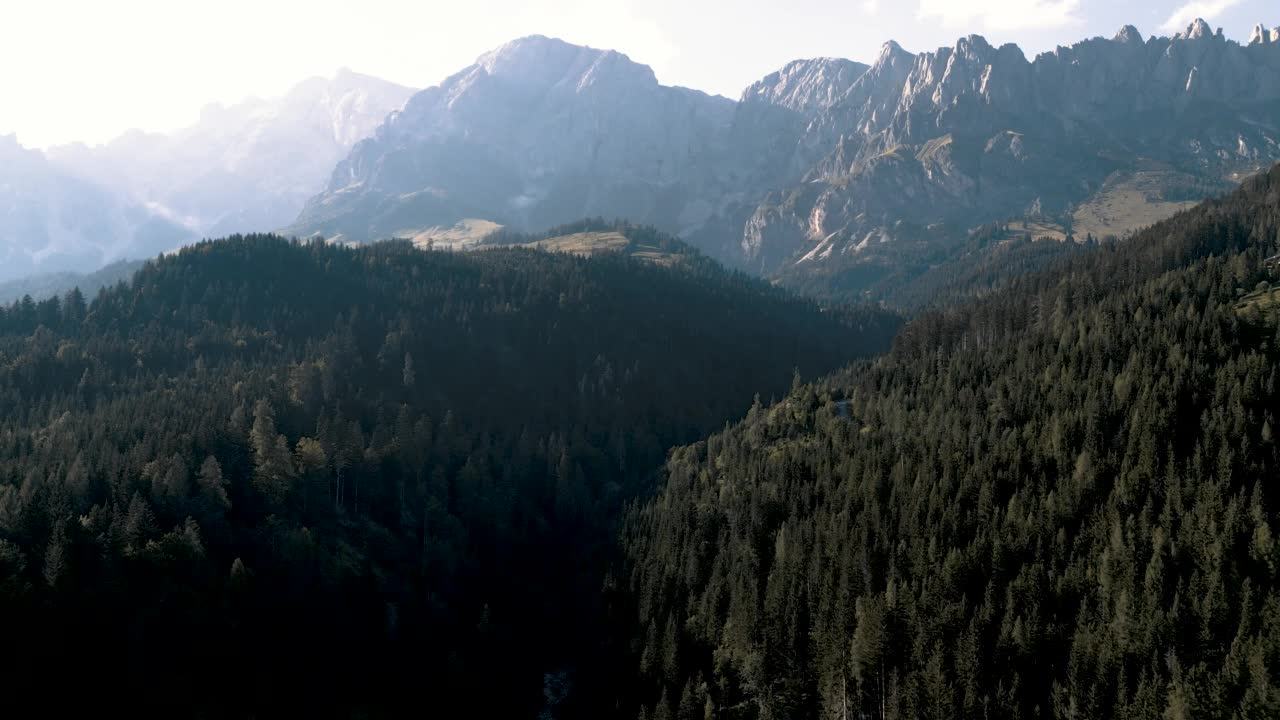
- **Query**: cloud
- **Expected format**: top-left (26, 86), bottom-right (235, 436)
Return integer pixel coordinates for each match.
top-left (917, 0), bottom-right (1081, 31)
top-left (1158, 0), bottom-right (1242, 33)
top-left (862, 0), bottom-right (881, 14)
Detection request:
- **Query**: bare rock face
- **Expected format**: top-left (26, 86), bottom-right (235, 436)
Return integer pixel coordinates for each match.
top-left (740, 57), bottom-right (869, 116)
top-left (728, 19), bottom-right (1280, 273)
top-left (722, 57), bottom-right (873, 195)
top-left (288, 36), bottom-right (734, 243)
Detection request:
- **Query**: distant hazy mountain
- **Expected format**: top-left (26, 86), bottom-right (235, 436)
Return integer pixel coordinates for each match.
top-left (0, 259), bottom-right (144, 305)
top-left (51, 69), bottom-right (415, 238)
top-left (290, 22), bottom-right (1280, 299)
top-left (0, 135), bottom-right (191, 283)
top-left (285, 36), bottom-right (734, 244)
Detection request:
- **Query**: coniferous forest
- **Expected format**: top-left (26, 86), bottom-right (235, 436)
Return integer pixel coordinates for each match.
top-left (1, 166), bottom-right (1279, 719)
top-left (623, 165), bottom-right (1280, 719)
top-left (0, 226), bottom-right (898, 716)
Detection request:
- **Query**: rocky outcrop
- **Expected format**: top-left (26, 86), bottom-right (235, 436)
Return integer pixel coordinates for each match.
top-left (1249, 23), bottom-right (1280, 46)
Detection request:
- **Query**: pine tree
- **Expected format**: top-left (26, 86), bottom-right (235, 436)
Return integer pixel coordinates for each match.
top-left (250, 399), bottom-right (294, 503)
top-left (42, 519), bottom-right (67, 588)
top-left (196, 456), bottom-right (231, 516)
top-left (403, 352), bottom-right (416, 388)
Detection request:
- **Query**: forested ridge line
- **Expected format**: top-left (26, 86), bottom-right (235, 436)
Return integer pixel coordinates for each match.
top-left (0, 227), bottom-right (899, 717)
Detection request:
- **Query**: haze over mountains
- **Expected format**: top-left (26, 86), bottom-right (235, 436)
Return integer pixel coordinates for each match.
top-left (50, 69), bottom-right (416, 238)
top-left (0, 71), bottom-right (412, 283)
top-left (0, 135), bottom-right (190, 283)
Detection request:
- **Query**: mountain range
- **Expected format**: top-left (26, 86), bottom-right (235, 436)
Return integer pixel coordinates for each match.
top-left (722, 19), bottom-right (1280, 275)
top-left (287, 20), bottom-right (1280, 301)
top-left (4, 19), bottom-right (1280, 302)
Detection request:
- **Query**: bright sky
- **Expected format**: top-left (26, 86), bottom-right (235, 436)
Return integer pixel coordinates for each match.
top-left (0, 0), bottom-right (1272, 148)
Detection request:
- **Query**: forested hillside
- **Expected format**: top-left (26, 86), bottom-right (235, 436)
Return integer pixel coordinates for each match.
top-left (0, 228), bottom-right (899, 716)
top-left (624, 166), bottom-right (1280, 719)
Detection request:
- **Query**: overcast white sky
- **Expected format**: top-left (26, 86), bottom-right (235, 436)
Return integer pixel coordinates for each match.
top-left (0, 0), bottom-right (1272, 148)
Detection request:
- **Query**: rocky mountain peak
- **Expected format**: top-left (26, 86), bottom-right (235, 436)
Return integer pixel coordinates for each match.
top-left (871, 40), bottom-right (916, 74)
top-left (474, 35), bottom-right (658, 93)
top-left (1113, 25), bottom-right (1144, 45)
top-left (290, 35), bottom-right (733, 244)
top-left (899, 31), bottom-right (1029, 117)
top-left (954, 34), bottom-right (994, 57)
top-left (1250, 23), bottom-right (1280, 46)
top-left (741, 57), bottom-right (869, 113)
top-left (1175, 18), bottom-right (1216, 41)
